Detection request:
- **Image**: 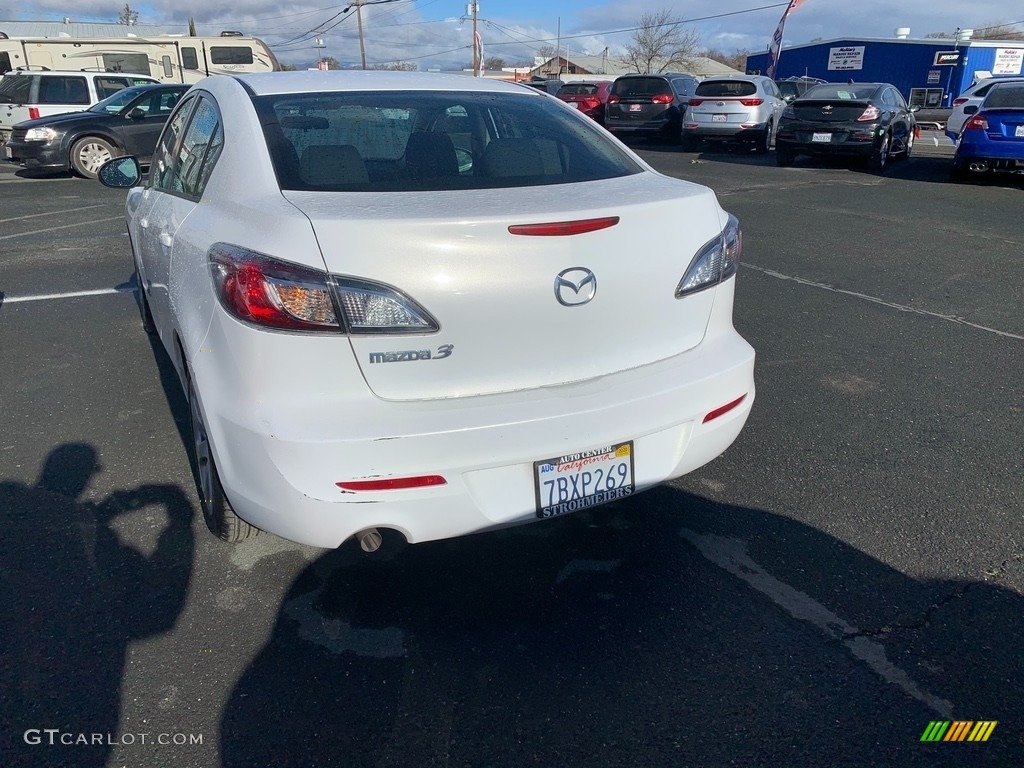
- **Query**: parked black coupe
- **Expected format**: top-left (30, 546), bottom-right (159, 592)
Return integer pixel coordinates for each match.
top-left (775, 82), bottom-right (918, 172)
top-left (4, 84), bottom-right (191, 179)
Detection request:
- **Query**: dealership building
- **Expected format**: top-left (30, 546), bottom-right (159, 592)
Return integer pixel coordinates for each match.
top-left (746, 32), bottom-right (1024, 108)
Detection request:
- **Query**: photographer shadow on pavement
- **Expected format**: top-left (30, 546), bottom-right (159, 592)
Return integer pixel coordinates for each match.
top-left (220, 485), bottom-right (1022, 767)
top-left (0, 443), bottom-right (195, 768)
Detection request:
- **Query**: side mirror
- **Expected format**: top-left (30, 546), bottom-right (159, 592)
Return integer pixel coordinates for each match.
top-left (909, 105), bottom-right (921, 113)
top-left (963, 105), bottom-right (978, 115)
top-left (126, 108), bottom-right (145, 120)
top-left (97, 156), bottom-right (142, 188)
top-left (783, 94), bottom-right (795, 103)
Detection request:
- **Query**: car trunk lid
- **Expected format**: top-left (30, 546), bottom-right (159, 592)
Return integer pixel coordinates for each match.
top-left (283, 174), bottom-right (726, 401)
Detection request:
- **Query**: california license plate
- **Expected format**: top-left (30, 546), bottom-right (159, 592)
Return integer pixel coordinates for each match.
top-left (1016, 125), bottom-right (1024, 137)
top-left (534, 442), bottom-right (635, 519)
top-left (712, 114), bottom-right (728, 122)
top-left (812, 132), bottom-right (831, 143)
top-left (629, 104), bottom-right (642, 112)
top-left (569, 102), bottom-right (579, 109)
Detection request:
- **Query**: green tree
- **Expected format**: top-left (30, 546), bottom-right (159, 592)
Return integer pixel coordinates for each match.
top-left (117, 4), bottom-right (139, 25)
top-left (322, 56), bottom-right (342, 70)
top-left (621, 10), bottom-right (701, 74)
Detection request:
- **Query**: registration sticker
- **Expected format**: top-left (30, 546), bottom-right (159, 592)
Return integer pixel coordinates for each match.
top-left (812, 132), bottom-right (832, 143)
top-left (534, 442), bottom-right (635, 519)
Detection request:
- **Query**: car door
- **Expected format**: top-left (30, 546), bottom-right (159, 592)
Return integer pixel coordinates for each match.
top-left (886, 87), bottom-right (912, 152)
top-left (117, 89), bottom-right (185, 161)
top-left (135, 93), bottom-right (199, 344)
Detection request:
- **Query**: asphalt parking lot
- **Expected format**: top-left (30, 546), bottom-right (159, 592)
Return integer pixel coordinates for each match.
top-left (1, 140), bottom-right (1022, 767)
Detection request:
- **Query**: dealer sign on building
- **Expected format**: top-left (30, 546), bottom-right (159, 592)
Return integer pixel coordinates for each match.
top-left (827, 46), bottom-right (865, 71)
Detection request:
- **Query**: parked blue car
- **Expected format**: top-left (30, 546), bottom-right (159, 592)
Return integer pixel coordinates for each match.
top-left (951, 82), bottom-right (1024, 182)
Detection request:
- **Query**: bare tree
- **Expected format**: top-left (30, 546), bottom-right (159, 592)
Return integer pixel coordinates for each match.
top-left (370, 62), bottom-right (417, 71)
top-left (117, 4), bottom-right (139, 26)
top-left (484, 56), bottom-right (507, 70)
top-left (621, 10), bottom-right (701, 74)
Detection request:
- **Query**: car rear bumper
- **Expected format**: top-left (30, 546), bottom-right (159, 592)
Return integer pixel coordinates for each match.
top-left (193, 280), bottom-right (755, 549)
top-left (683, 123), bottom-right (768, 141)
top-left (775, 136), bottom-right (876, 158)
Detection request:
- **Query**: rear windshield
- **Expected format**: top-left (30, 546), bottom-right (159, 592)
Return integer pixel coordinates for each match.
top-left (558, 84), bottom-right (599, 96)
top-left (611, 77), bottom-right (672, 98)
top-left (253, 90), bottom-right (643, 192)
top-left (984, 85), bottom-right (1024, 109)
top-left (803, 85), bottom-right (878, 101)
top-left (695, 80), bottom-right (757, 98)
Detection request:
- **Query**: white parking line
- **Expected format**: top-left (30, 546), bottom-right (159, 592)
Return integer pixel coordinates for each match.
top-left (0, 203), bottom-right (110, 224)
top-left (681, 528), bottom-right (955, 718)
top-left (0, 215), bottom-right (124, 241)
top-left (2, 287), bottom-right (131, 304)
top-left (745, 263), bottom-right (1024, 340)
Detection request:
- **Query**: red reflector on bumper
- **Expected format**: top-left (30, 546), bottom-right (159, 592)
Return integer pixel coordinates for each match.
top-left (703, 395), bottom-right (746, 424)
top-left (337, 475), bottom-right (447, 492)
top-left (509, 216), bottom-right (619, 236)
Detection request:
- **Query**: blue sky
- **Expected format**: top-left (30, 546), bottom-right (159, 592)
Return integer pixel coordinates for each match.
top-left (1, 1), bottom-right (1020, 70)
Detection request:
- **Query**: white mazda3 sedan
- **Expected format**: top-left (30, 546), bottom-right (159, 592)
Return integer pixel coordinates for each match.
top-left (98, 71), bottom-right (755, 549)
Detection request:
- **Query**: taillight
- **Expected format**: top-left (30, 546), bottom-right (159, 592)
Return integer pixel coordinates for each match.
top-left (651, 94), bottom-right (673, 104)
top-left (952, 98), bottom-right (969, 106)
top-left (857, 105), bottom-right (881, 122)
top-left (676, 214), bottom-right (741, 298)
top-left (689, 98), bottom-right (704, 106)
top-left (208, 244), bottom-right (438, 334)
top-left (509, 216), bottom-right (619, 237)
top-left (582, 97), bottom-right (600, 110)
top-left (739, 98), bottom-right (764, 107)
top-left (608, 94), bottom-right (620, 104)
top-left (28, 107), bottom-right (40, 120)
top-left (209, 244), bottom-right (340, 332)
top-left (964, 115), bottom-right (988, 131)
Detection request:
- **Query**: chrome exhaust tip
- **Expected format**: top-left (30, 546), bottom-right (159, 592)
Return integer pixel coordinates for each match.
top-left (969, 161), bottom-right (989, 173)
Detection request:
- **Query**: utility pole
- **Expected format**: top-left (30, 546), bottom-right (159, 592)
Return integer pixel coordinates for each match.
top-left (355, 1), bottom-right (367, 70)
top-left (469, 2), bottom-right (480, 76)
top-left (314, 35), bottom-right (326, 70)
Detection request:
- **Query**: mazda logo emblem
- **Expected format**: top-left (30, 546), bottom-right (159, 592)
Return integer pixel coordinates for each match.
top-left (554, 267), bottom-right (597, 307)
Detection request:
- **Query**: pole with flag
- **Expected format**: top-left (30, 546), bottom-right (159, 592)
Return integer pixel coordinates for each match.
top-left (766, 0), bottom-right (808, 79)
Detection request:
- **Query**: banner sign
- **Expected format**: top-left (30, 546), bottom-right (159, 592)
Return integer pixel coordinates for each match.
top-left (827, 46), bottom-right (865, 71)
top-left (933, 51), bottom-right (960, 66)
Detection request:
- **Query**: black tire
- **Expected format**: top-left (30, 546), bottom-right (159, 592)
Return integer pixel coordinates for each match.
top-left (70, 136), bottom-right (116, 179)
top-left (188, 375), bottom-right (260, 542)
top-left (680, 135), bottom-right (699, 152)
top-left (775, 147), bottom-right (795, 167)
top-left (755, 121), bottom-right (773, 154)
top-left (902, 129), bottom-right (914, 160)
top-left (869, 132), bottom-right (891, 173)
top-left (129, 240), bottom-right (156, 335)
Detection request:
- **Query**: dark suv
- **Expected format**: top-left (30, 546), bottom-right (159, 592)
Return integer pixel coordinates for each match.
top-left (605, 72), bottom-right (699, 141)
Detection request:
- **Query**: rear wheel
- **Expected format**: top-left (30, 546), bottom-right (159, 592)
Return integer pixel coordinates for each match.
top-left (188, 375), bottom-right (260, 542)
top-left (70, 136), bottom-right (116, 179)
top-left (680, 135), bottom-right (699, 152)
top-left (869, 132), bottom-right (891, 173)
top-left (755, 121), bottom-right (773, 154)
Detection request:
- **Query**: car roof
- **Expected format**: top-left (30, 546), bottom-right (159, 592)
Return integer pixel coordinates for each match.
top-left (232, 70), bottom-right (539, 97)
top-left (5, 69), bottom-right (157, 78)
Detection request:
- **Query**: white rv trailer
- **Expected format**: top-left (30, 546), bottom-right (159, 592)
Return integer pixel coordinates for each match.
top-left (0, 32), bottom-right (279, 83)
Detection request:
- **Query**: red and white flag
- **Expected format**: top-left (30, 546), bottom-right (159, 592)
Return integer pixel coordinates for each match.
top-left (766, 0), bottom-right (808, 78)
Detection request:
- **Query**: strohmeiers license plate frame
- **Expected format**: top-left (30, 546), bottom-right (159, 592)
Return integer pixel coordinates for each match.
top-left (533, 442), bottom-right (635, 519)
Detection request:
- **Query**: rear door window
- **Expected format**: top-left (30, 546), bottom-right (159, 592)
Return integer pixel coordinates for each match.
top-left (38, 76), bottom-right (90, 105)
top-left (612, 77), bottom-right (671, 98)
top-left (95, 77), bottom-right (132, 100)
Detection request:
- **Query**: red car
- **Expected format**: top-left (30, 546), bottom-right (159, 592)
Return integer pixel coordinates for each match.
top-left (556, 81), bottom-right (613, 126)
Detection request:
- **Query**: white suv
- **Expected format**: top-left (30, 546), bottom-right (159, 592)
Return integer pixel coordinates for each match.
top-left (947, 76), bottom-right (1024, 141)
top-left (0, 70), bottom-right (158, 142)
